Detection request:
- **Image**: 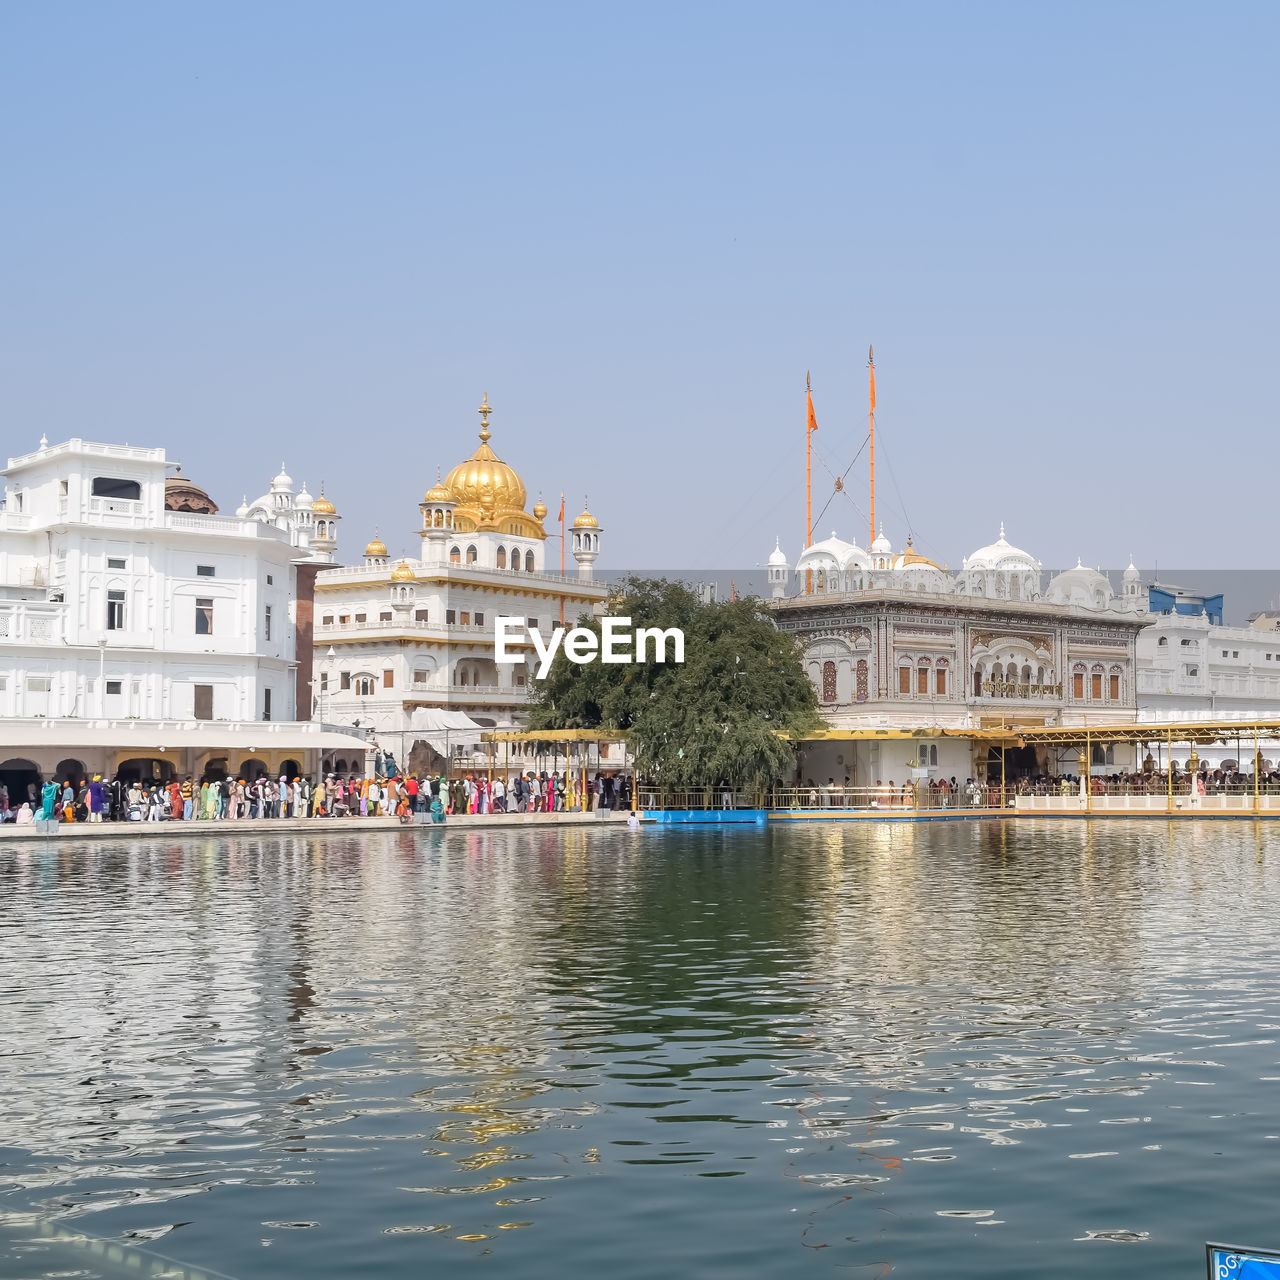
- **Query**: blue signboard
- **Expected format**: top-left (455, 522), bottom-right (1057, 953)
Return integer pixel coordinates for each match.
top-left (1208, 1243), bottom-right (1280, 1278)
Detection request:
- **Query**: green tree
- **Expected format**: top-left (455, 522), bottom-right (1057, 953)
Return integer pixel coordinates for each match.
top-left (527, 578), bottom-right (818, 789)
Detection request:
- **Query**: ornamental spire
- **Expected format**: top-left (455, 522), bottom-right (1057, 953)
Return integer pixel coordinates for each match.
top-left (478, 392), bottom-right (492, 444)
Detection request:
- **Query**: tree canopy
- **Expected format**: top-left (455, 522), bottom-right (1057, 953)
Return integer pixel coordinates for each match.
top-left (526, 578), bottom-right (818, 788)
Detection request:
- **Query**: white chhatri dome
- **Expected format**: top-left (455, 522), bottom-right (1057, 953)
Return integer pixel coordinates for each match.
top-left (796, 531), bottom-right (872, 573)
top-left (870, 525), bottom-right (892, 556)
top-left (964, 522), bottom-right (1039, 571)
top-left (1047, 559), bottom-right (1114, 609)
top-left (768, 538), bottom-right (788, 568)
top-left (294, 481), bottom-right (314, 510)
top-left (270, 462), bottom-right (293, 492)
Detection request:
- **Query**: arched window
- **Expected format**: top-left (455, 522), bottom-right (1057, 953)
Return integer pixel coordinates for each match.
top-left (1020, 663), bottom-right (1032, 687)
top-left (449, 545), bottom-right (461, 565)
top-left (1109, 664), bottom-right (1123, 701)
top-left (1091, 663), bottom-right (1104, 700)
top-left (525, 550), bottom-right (535, 572)
top-left (1072, 662), bottom-right (1086, 700)
top-left (1036, 665), bottom-right (1045, 685)
top-left (917, 656), bottom-right (931, 696)
top-left (898, 661), bottom-right (912, 696)
top-left (355, 675), bottom-right (375, 696)
top-left (496, 546), bottom-right (506, 569)
top-left (466, 545), bottom-right (477, 564)
top-left (821, 661), bottom-right (837, 703)
top-left (936, 658), bottom-right (948, 697)
top-left (930, 744), bottom-right (938, 766)
top-left (973, 665), bottom-right (984, 697)
top-left (1158, 636), bottom-right (1168, 646)
top-left (856, 659), bottom-right (869, 703)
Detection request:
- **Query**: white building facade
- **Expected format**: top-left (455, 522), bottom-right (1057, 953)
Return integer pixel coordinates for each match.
top-left (311, 396), bottom-right (610, 770)
top-left (770, 525), bottom-right (1150, 782)
top-left (1134, 604), bottom-right (1280, 769)
top-left (0, 436), bottom-right (362, 788)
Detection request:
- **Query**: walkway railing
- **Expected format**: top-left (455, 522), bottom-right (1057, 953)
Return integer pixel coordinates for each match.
top-left (635, 785), bottom-right (1012, 812)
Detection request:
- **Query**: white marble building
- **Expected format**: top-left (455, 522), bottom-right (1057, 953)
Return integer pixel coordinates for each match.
top-left (1138, 610), bottom-right (1280, 724)
top-left (0, 436), bottom-right (362, 789)
top-left (311, 395), bottom-right (610, 770)
top-left (770, 524), bottom-right (1150, 782)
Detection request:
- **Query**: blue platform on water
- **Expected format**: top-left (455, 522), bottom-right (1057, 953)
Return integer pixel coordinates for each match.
top-left (646, 809), bottom-right (767, 825)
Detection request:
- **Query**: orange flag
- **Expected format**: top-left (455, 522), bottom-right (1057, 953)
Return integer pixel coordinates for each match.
top-left (869, 345), bottom-right (876, 410)
top-left (807, 387), bottom-right (818, 432)
top-left (558, 494), bottom-right (565, 523)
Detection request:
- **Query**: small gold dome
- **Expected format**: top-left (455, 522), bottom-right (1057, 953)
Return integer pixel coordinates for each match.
top-left (422, 466), bottom-right (453, 504)
top-left (533, 498), bottom-right (548, 520)
top-left (894, 537), bottom-right (940, 571)
top-left (572, 502), bottom-right (598, 530)
top-left (312, 485), bottom-right (336, 515)
top-left (364, 536), bottom-right (388, 557)
top-left (390, 559), bottom-right (415, 582)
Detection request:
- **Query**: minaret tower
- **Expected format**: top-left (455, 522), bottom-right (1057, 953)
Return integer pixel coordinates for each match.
top-left (768, 538), bottom-right (789, 599)
top-left (571, 498), bottom-right (601, 580)
top-left (310, 484), bottom-right (340, 563)
top-left (419, 468), bottom-right (457, 568)
top-left (390, 560), bottom-right (417, 612)
top-left (363, 532), bottom-right (389, 570)
top-left (1123, 556), bottom-right (1143, 604)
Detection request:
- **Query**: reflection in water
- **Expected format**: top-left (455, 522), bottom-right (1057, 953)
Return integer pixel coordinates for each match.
top-left (2, 822), bottom-right (1280, 1278)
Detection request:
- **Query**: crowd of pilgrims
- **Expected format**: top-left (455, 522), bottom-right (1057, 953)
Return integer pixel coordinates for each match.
top-left (791, 764), bottom-right (1280, 809)
top-left (1014, 766), bottom-right (1280, 795)
top-left (0, 769), bottom-right (630, 825)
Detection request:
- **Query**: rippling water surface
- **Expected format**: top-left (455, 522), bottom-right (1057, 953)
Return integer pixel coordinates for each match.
top-left (2, 821), bottom-right (1280, 1278)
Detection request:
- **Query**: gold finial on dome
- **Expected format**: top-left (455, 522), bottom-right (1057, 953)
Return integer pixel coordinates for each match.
top-left (573, 496), bottom-right (599, 529)
top-left (390, 559), bottom-right (415, 582)
top-left (478, 392), bottom-right (492, 444)
top-left (533, 493), bottom-right (548, 520)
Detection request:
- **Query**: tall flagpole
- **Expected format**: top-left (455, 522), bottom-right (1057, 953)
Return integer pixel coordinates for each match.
top-left (805, 371), bottom-right (812, 550)
top-left (805, 372), bottom-right (814, 595)
top-left (868, 345), bottom-right (876, 545)
top-left (559, 492), bottom-right (565, 624)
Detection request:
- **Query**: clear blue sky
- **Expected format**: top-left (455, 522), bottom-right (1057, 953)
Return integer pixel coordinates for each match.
top-left (3, 1), bottom-right (1277, 571)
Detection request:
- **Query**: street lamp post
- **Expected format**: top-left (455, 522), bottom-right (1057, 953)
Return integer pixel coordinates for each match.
top-left (324, 646), bottom-right (336, 725)
top-left (97, 637), bottom-right (107, 716)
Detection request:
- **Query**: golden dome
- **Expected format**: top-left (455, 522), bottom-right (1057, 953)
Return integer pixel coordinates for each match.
top-left (364, 535), bottom-right (388, 557)
top-left (442, 394), bottom-right (528, 521)
top-left (533, 497), bottom-right (548, 520)
top-left (390, 559), bottom-right (415, 582)
top-left (312, 485), bottom-right (336, 515)
top-left (572, 500), bottom-right (598, 530)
